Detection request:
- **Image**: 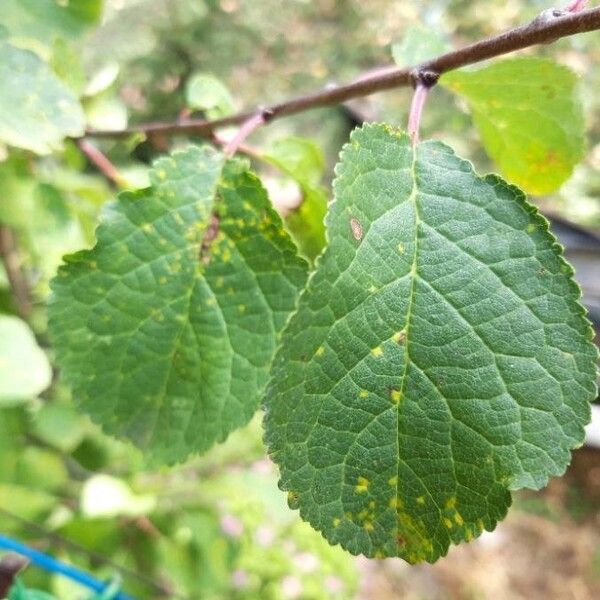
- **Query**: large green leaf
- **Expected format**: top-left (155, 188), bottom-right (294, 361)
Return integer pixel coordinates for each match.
top-left (0, 42), bottom-right (85, 154)
top-left (49, 146), bottom-right (307, 464)
top-left (264, 124), bottom-right (597, 563)
top-left (0, 316), bottom-right (52, 404)
top-left (441, 58), bottom-right (585, 195)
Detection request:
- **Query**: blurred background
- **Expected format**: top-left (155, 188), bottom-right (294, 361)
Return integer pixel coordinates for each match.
top-left (1, 0), bottom-right (600, 598)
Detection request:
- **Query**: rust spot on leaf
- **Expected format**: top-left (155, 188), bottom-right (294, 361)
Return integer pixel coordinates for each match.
top-left (350, 217), bottom-right (363, 241)
top-left (200, 213), bottom-right (220, 265)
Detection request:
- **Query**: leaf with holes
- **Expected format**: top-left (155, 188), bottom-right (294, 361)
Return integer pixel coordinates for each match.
top-left (441, 58), bottom-right (585, 195)
top-left (49, 146), bottom-right (307, 464)
top-left (264, 124), bottom-right (597, 563)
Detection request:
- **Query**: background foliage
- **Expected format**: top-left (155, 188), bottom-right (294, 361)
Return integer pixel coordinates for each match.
top-left (1, 0), bottom-right (600, 598)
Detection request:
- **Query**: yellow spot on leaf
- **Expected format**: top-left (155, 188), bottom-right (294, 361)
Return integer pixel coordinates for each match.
top-left (393, 330), bottom-right (406, 344)
top-left (315, 346), bottom-right (325, 357)
top-left (363, 522), bottom-right (374, 531)
top-left (333, 518), bottom-right (341, 528)
top-left (359, 390), bottom-right (369, 398)
top-left (388, 476), bottom-right (398, 487)
top-left (390, 389), bottom-right (402, 404)
top-left (397, 242), bottom-right (405, 254)
top-left (444, 518), bottom-right (453, 529)
top-left (454, 513), bottom-right (464, 526)
top-left (445, 497), bottom-right (457, 510)
top-left (389, 497), bottom-right (401, 509)
top-left (355, 477), bottom-right (370, 493)
top-left (416, 496), bottom-right (425, 505)
top-left (371, 346), bottom-right (383, 358)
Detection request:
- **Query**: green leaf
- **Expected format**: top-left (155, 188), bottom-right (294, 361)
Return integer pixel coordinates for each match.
top-left (49, 146), bottom-right (307, 464)
top-left (0, 42), bottom-right (85, 154)
top-left (2, 0), bottom-right (103, 46)
top-left (9, 579), bottom-right (57, 600)
top-left (0, 316), bottom-right (52, 404)
top-left (265, 137), bottom-right (328, 262)
top-left (264, 124), bottom-right (597, 563)
top-left (440, 58), bottom-right (585, 195)
top-left (266, 137), bottom-right (325, 188)
top-left (50, 37), bottom-right (86, 95)
top-left (392, 25), bottom-right (450, 68)
top-left (185, 73), bottom-right (235, 118)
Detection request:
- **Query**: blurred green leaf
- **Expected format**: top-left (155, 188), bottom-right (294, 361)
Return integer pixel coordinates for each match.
top-left (9, 578), bottom-right (57, 600)
top-left (392, 25), bottom-right (450, 67)
top-left (0, 483), bottom-right (56, 520)
top-left (266, 137), bottom-right (325, 187)
top-left (265, 137), bottom-right (328, 262)
top-left (1, 0), bottom-right (103, 47)
top-left (49, 38), bottom-right (86, 95)
top-left (185, 72), bottom-right (235, 118)
top-left (0, 42), bottom-right (85, 154)
top-left (0, 316), bottom-right (51, 404)
top-left (441, 58), bottom-right (585, 195)
top-left (14, 447), bottom-right (68, 492)
top-left (32, 401), bottom-right (88, 453)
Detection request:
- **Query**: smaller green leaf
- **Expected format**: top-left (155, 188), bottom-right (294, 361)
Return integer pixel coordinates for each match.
top-left (267, 137), bottom-right (325, 187)
top-left (284, 188), bottom-right (328, 263)
top-left (265, 137), bottom-right (328, 262)
top-left (441, 58), bottom-right (585, 195)
top-left (0, 42), bottom-right (85, 154)
top-left (50, 38), bottom-right (86, 95)
top-left (185, 73), bottom-right (235, 118)
top-left (49, 146), bottom-right (307, 464)
top-left (0, 316), bottom-right (52, 404)
top-left (392, 25), bottom-right (450, 68)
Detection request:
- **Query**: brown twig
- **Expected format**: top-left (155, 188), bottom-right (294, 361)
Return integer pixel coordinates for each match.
top-left (78, 140), bottom-right (123, 186)
top-left (85, 5), bottom-right (600, 141)
top-left (0, 225), bottom-right (32, 319)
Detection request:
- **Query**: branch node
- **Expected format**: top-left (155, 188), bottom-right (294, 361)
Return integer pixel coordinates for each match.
top-left (261, 107), bottom-right (276, 122)
top-left (409, 69), bottom-right (440, 89)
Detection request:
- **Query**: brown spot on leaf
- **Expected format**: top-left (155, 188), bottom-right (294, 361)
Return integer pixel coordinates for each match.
top-left (200, 213), bottom-right (220, 265)
top-left (350, 217), bottom-right (363, 241)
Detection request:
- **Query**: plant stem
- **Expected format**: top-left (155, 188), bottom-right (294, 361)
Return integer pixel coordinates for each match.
top-left (0, 225), bottom-right (32, 319)
top-left (78, 139), bottom-right (123, 186)
top-left (407, 83), bottom-right (431, 145)
top-left (85, 6), bottom-right (600, 140)
top-left (224, 110), bottom-right (271, 157)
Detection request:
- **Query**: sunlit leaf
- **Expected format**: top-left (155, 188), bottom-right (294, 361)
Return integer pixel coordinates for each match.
top-left (441, 58), bottom-right (585, 195)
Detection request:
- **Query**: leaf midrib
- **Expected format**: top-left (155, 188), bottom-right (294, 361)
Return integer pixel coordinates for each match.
top-left (395, 142), bottom-right (421, 547)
